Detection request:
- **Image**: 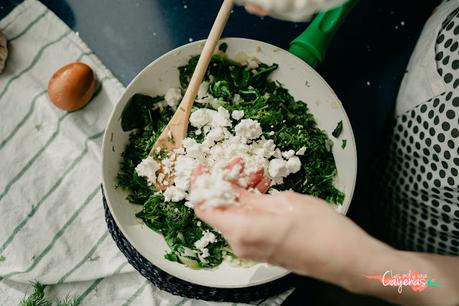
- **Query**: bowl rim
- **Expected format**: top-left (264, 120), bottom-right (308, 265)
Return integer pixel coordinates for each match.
top-left (101, 37), bottom-right (358, 288)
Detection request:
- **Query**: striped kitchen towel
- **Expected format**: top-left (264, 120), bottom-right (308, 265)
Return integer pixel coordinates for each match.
top-left (0, 0), bottom-right (292, 305)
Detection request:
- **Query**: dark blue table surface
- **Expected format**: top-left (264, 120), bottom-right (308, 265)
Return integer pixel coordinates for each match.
top-left (0, 0), bottom-right (440, 305)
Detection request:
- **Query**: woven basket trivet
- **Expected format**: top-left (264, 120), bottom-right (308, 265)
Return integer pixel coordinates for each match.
top-left (102, 186), bottom-right (298, 303)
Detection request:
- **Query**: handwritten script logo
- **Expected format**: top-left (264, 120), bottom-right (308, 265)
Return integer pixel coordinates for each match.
top-left (366, 271), bottom-right (440, 294)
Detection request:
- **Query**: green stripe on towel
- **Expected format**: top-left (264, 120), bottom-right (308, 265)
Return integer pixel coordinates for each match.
top-left (0, 130), bottom-right (104, 254)
top-left (122, 281), bottom-right (149, 306)
top-left (0, 90), bottom-right (47, 150)
top-left (8, 9), bottom-right (48, 42)
top-left (0, 112), bottom-right (70, 202)
top-left (57, 230), bottom-right (109, 284)
top-left (0, 186), bottom-right (100, 282)
top-left (0, 29), bottom-right (71, 100)
top-left (73, 261), bottom-right (128, 306)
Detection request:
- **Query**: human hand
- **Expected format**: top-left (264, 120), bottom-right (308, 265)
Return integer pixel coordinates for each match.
top-left (234, 0), bottom-right (347, 22)
top-left (194, 189), bottom-right (392, 284)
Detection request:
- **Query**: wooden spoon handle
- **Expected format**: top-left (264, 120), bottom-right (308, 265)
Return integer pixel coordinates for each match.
top-left (152, 0), bottom-right (233, 153)
top-left (176, 0), bottom-right (234, 135)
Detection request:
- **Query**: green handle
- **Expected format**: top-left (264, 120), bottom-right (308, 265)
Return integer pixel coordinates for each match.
top-left (289, 0), bottom-right (358, 68)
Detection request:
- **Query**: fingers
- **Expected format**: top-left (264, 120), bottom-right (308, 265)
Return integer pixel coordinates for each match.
top-left (194, 203), bottom-right (247, 234)
top-left (255, 176), bottom-right (271, 194)
top-left (190, 163), bottom-right (207, 188)
top-left (247, 167), bottom-right (264, 188)
top-left (193, 163), bottom-right (207, 177)
top-left (223, 157), bottom-right (244, 171)
top-left (192, 158), bottom-right (271, 192)
top-left (244, 3), bottom-right (268, 16)
top-left (194, 186), bottom-right (268, 233)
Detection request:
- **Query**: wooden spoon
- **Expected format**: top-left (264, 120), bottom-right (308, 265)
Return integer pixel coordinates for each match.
top-left (151, 0), bottom-right (234, 154)
top-left (150, 0), bottom-right (233, 189)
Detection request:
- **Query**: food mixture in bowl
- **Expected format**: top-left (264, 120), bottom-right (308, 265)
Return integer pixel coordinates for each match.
top-left (117, 43), bottom-right (344, 269)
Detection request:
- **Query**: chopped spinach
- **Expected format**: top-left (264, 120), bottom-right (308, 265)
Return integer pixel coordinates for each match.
top-left (342, 139), bottom-right (347, 149)
top-left (218, 42), bottom-right (228, 52)
top-left (332, 120), bottom-right (343, 138)
top-left (121, 94), bottom-right (164, 132)
top-left (117, 49), bottom-right (345, 268)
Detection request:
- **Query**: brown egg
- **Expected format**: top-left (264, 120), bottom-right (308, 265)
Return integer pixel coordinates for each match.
top-left (48, 63), bottom-right (97, 111)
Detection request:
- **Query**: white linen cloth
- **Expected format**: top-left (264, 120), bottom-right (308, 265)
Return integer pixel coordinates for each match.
top-left (395, 0), bottom-right (458, 116)
top-left (0, 0), bottom-right (291, 305)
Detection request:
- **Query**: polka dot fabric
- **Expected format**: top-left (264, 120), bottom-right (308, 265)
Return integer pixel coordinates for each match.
top-left (436, 6), bottom-right (459, 90)
top-left (377, 7), bottom-right (459, 255)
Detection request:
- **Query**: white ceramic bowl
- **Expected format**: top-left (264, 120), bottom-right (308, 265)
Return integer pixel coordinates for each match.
top-left (102, 37), bottom-right (357, 288)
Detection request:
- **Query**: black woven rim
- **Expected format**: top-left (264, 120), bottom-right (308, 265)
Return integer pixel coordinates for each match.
top-left (102, 186), bottom-right (297, 303)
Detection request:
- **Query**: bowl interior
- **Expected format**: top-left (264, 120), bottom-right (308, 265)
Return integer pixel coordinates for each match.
top-left (101, 37), bottom-right (357, 288)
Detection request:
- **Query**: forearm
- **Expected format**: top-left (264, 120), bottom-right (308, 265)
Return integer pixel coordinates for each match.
top-left (283, 214), bottom-right (459, 306)
top-left (338, 243), bottom-right (459, 306)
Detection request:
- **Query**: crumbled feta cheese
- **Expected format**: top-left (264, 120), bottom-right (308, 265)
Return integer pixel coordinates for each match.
top-left (234, 51), bottom-right (260, 68)
top-left (231, 110), bottom-right (244, 120)
top-left (182, 138), bottom-right (205, 160)
top-left (286, 156), bottom-right (301, 174)
top-left (165, 87), bottom-right (182, 108)
top-left (325, 139), bottom-right (333, 152)
top-left (203, 125), bottom-right (211, 134)
top-left (194, 230), bottom-right (217, 251)
top-left (164, 186), bottom-right (186, 202)
top-left (235, 119), bottom-right (262, 140)
top-left (201, 248), bottom-right (210, 258)
top-left (260, 139), bottom-right (276, 158)
top-left (189, 171), bottom-right (237, 207)
top-left (268, 158), bottom-right (288, 178)
top-left (205, 127), bottom-right (228, 144)
top-left (282, 150), bottom-right (295, 159)
top-left (273, 148), bottom-right (282, 159)
top-left (136, 98), bottom-right (307, 209)
top-left (135, 156), bottom-right (160, 185)
top-left (173, 155), bottom-right (197, 191)
top-left (189, 108), bottom-right (210, 128)
top-left (197, 81), bottom-right (210, 101)
top-left (247, 56), bottom-right (260, 69)
top-left (214, 107), bottom-right (231, 126)
top-left (296, 146), bottom-right (306, 155)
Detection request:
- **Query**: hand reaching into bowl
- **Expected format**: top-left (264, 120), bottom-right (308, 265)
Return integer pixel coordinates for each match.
top-left (192, 169), bottom-right (459, 306)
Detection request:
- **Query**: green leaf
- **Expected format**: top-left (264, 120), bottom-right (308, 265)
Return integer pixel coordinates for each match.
top-left (332, 120), bottom-right (343, 138)
top-left (19, 282), bottom-right (51, 306)
top-left (121, 94), bottom-right (164, 131)
top-left (218, 42), bottom-right (228, 52)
